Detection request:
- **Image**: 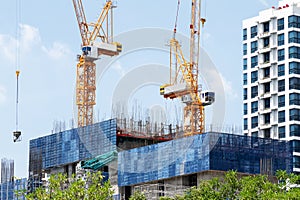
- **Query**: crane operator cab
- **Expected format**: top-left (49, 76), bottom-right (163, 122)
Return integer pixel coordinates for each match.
top-left (81, 42), bottom-right (122, 60)
top-left (200, 91), bottom-right (215, 106)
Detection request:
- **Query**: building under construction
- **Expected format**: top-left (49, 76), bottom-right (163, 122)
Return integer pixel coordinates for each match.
top-left (28, 118), bottom-right (293, 199)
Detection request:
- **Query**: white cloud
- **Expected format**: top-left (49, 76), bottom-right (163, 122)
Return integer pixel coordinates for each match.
top-left (0, 24), bottom-right (41, 62)
top-left (42, 42), bottom-right (70, 60)
top-left (258, 0), bottom-right (269, 7)
top-left (20, 24), bottom-right (41, 51)
top-left (0, 34), bottom-right (17, 62)
top-left (111, 61), bottom-right (125, 77)
top-left (220, 74), bottom-right (238, 100)
top-left (0, 24), bottom-right (71, 63)
top-left (0, 85), bottom-right (7, 105)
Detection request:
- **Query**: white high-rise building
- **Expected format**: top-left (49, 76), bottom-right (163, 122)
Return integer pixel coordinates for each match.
top-left (242, 0), bottom-right (300, 172)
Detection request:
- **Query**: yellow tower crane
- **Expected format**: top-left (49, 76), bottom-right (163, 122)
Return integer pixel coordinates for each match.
top-left (160, 0), bottom-right (215, 136)
top-left (72, 0), bottom-right (122, 127)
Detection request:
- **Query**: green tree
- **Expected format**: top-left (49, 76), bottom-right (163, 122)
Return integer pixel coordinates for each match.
top-left (129, 191), bottom-right (147, 200)
top-left (184, 178), bottom-right (222, 200)
top-left (160, 170), bottom-right (300, 200)
top-left (26, 171), bottom-right (113, 200)
top-left (220, 170), bottom-right (240, 199)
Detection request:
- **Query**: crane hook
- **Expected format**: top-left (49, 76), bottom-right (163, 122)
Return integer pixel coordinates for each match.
top-left (13, 70), bottom-right (22, 142)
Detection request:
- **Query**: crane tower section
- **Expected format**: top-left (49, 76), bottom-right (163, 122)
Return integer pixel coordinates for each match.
top-left (160, 0), bottom-right (215, 136)
top-left (72, 0), bottom-right (122, 127)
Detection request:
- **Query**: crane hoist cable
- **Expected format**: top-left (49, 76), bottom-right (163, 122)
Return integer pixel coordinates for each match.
top-left (160, 0), bottom-right (215, 136)
top-left (13, 0), bottom-right (22, 142)
top-left (173, 0), bottom-right (181, 38)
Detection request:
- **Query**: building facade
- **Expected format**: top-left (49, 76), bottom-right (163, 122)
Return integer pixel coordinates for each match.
top-left (28, 118), bottom-right (293, 199)
top-left (0, 181), bottom-right (14, 200)
top-left (0, 158), bottom-right (26, 200)
top-left (118, 132), bottom-right (292, 198)
top-left (1, 158), bottom-right (14, 184)
top-left (28, 119), bottom-right (117, 192)
top-left (242, 0), bottom-right (300, 172)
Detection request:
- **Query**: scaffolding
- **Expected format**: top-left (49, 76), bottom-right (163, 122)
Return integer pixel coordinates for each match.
top-left (116, 117), bottom-right (244, 141)
top-left (28, 118), bottom-right (117, 190)
top-left (116, 117), bottom-right (183, 140)
top-left (133, 183), bottom-right (189, 200)
top-left (118, 132), bottom-right (292, 187)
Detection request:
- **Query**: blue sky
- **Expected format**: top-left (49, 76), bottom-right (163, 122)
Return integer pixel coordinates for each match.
top-left (0, 0), bottom-right (279, 178)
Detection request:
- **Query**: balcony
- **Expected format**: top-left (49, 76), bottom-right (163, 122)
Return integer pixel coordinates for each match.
top-left (259, 46), bottom-right (270, 54)
top-left (259, 123), bottom-right (272, 130)
top-left (258, 32), bottom-right (270, 39)
top-left (258, 77), bottom-right (271, 84)
top-left (259, 108), bottom-right (271, 114)
top-left (259, 61), bottom-right (271, 68)
top-left (259, 92), bottom-right (271, 99)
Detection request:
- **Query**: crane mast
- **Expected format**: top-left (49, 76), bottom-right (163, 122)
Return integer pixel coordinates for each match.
top-left (72, 0), bottom-right (122, 127)
top-left (160, 0), bottom-right (214, 136)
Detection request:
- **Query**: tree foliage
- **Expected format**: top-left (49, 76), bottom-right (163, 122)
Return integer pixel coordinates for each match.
top-left (129, 191), bottom-right (147, 200)
top-left (26, 171), bottom-right (113, 200)
top-left (158, 170), bottom-right (300, 200)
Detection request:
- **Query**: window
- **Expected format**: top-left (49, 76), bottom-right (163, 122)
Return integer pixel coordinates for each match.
top-left (289, 77), bottom-right (300, 90)
top-left (290, 125), bottom-right (300, 137)
top-left (278, 110), bottom-right (285, 123)
top-left (292, 141), bottom-right (300, 153)
top-left (243, 58), bottom-right (247, 70)
top-left (251, 56), bottom-right (258, 68)
top-left (263, 52), bottom-right (270, 63)
top-left (265, 98), bottom-right (270, 109)
top-left (278, 80), bottom-right (285, 92)
top-left (289, 62), bottom-right (300, 74)
top-left (251, 25), bottom-right (257, 38)
top-left (264, 67), bottom-right (270, 78)
top-left (289, 46), bottom-right (300, 59)
top-left (244, 118), bottom-right (248, 130)
top-left (278, 33), bottom-right (284, 46)
top-left (278, 95), bottom-right (285, 107)
top-left (288, 15), bottom-right (300, 28)
top-left (293, 156), bottom-right (300, 168)
top-left (290, 93), bottom-right (300, 105)
top-left (251, 71), bottom-right (258, 83)
top-left (243, 73), bottom-right (247, 85)
top-left (251, 41), bottom-right (258, 53)
top-left (243, 88), bottom-right (247, 100)
top-left (290, 109), bottom-right (300, 121)
top-left (243, 28), bottom-right (247, 40)
top-left (252, 131), bottom-right (258, 137)
top-left (264, 82), bottom-right (270, 93)
top-left (251, 116), bottom-right (258, 128)
top-left (263, 37), bottom-right (270, 48)
top-left (264, 113), bottom-right (270, 124)
top-left (264, 129), bottom-right (271, 138)
top-left (263, 21), bottom-right (270, 32)
top-left (279, 126), bottom-right (285, 138)
top-left (278, 18), bottom-right (284, 31)
top-left (292, 155), bottom-right (300, 170)
top-left (243, 44), bottom-right (247, 55)
top-left (289, 31), bottom-right (300, 44)
top-left (251, 101), bottom-right (258, 113)
top-left (244, 103), bottom-right (248, 115)
top-left (278, 64), bottom-right (285, 76)
top-left (251, 86), bottom-right (258, 98)
top-left (278, 49), bottom-right (285, 61)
